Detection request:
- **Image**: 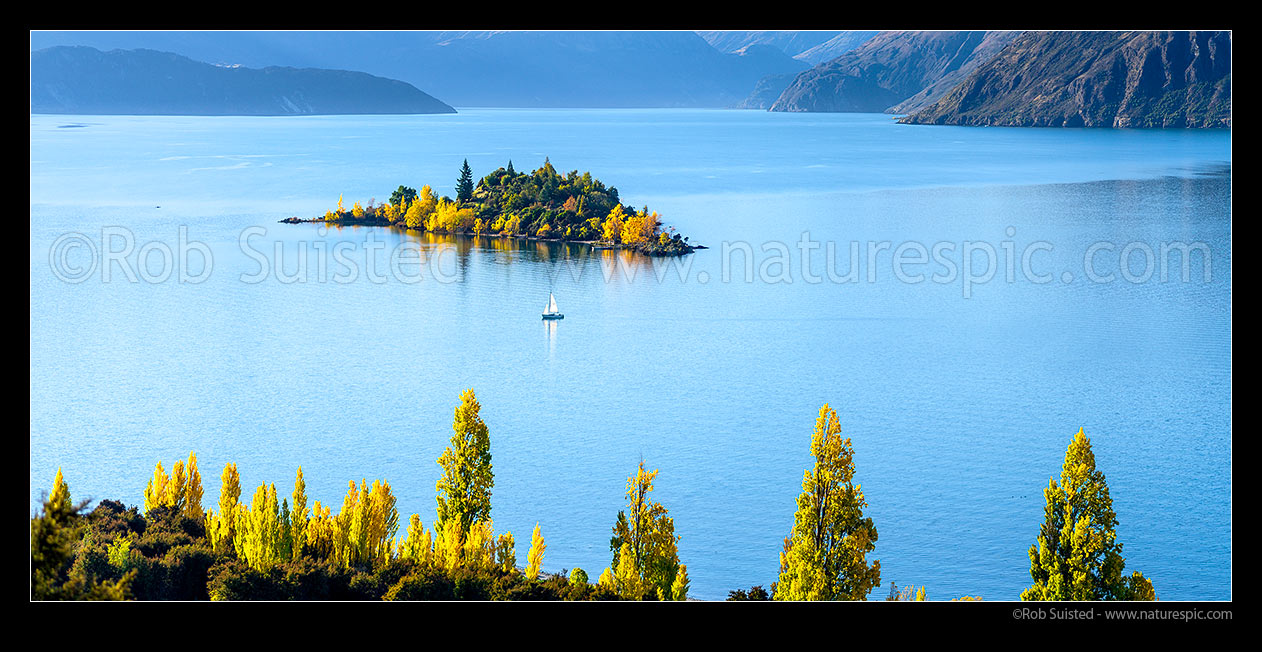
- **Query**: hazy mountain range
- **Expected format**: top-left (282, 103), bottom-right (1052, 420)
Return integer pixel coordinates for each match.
top-left (696, 30), bottom-right (879, 65)
top-left (29, 30), bottom-right (1230, 127)
top-left (30, 30), bottom-right (810, 109)
top-left (30, 46), bottom-right (455, 115)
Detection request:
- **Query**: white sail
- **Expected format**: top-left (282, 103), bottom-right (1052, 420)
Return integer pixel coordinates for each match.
top-left (547, 293), bottom-right (558, 314)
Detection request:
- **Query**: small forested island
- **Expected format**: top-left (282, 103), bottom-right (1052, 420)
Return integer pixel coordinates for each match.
top-left (281, 159), bottom-right (698, 256)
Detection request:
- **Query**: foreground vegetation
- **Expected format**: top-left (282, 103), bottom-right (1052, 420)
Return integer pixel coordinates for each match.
top-left (32, 392), bottom-right (1154, 601)
top-left (287, 159), bottom-right (695, 256)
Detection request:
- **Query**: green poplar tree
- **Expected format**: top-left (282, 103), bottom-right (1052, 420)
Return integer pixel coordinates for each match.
top-left (1021, 427), bottom-right (1156, 601)
top-left (435, 389), bottom-right (494, 534)
top-left (774, 404), bottom-right (881, 601)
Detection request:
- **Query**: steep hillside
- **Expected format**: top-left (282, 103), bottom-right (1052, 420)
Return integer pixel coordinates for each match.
top-left (900, 31), bottom-right (1231, 128)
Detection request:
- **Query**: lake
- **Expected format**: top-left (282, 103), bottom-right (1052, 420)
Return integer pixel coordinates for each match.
top-left (29, 109), bottom-right (1231, 600)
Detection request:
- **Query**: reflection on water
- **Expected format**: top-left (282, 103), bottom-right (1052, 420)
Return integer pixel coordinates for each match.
top-left (544, 318), bottom-right (557, 358)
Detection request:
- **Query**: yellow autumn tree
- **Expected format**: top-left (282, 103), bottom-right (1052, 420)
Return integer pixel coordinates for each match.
top-left (49, 467), bottom-right (71, 513)
top-left (207, 462), bottom-right (241, 555)
top-left (305, 500), bottom-right (335, 560)
top-left (142, 461), bottom-right (169, 513)
top-left (496, 532), bottom-right (516, 573)
top-left (602, 205), bottom-right (627, 244)
top-left (397, 514), bottom-right (434, 565)
top-left (605, 460), bottom-right (685, 600)
top-left (234, 482), bottom-right (285, 571)
top-left (774, 405), bottom-right (881, 601)
top-left (524, 523), bottom-right (545, 579)
top-left (621, 210), bottom-right (660, 247)
top-left (183, 453), bottom-right (204, 522)
top-left (331, 479), bottom-right (399, 569)
top-left (1021, 427), bottom-right (1156, 601)
top-left (381, 201), bottom-right (400, 224)
top-left (290, 467), bottom-right (308, 560)
top-left (435, 389), bottom-right (494, 536)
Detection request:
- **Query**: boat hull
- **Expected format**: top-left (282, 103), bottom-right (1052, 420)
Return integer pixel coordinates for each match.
top-left (542, 313), bottom-right (564, 320)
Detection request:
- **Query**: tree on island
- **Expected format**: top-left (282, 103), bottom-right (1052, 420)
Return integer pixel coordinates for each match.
top-left (456, 159), bottom-right (474, 203)
top-left (1021, 428), bottom-right (1156, 601)
top-left (774, 404), bottom-right (881, 601)
top-left (390, 185), bottom-right (417, 207)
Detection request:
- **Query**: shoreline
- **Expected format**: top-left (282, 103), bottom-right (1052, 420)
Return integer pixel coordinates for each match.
top-left (279, 216), bottom-right (706, 256)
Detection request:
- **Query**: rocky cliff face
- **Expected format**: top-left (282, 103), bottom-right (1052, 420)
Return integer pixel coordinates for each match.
top-left (900, 31), bottom-right (1231, 128)
top-left (768, 31), bottom-right (1020, 114)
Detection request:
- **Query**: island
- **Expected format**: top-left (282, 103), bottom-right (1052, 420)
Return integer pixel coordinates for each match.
top-left (281, 159), bottom-right (698, 256)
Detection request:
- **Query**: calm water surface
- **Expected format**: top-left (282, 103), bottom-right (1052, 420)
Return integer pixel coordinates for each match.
top-left (29, 110), bottom-right (1231, 600)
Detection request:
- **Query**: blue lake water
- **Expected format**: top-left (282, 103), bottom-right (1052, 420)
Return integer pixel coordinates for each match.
top-left (29, 109), bottom-right (1231, 600)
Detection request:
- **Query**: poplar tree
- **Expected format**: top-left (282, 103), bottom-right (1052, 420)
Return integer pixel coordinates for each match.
top-left (525, 523), bottom-right (545, 579)
top-left (184, 453), bottom-right (204, 522)
top-left (290, 467), bottom-right (309, 560)
top-left (607, 460), bottom-right (684, 600)
top-left (1021, 428), bottom-right (1156, 601)
top-left (49, 467), bottom-right (71, 513)
top-left (435, 389), bottom-right (494, 535)
top-left (208, 463), bottom-right (241, 555)
top-left (775, 405), bottom-right (881, 601)
top-left (234, 482), bottom-right (283, 571)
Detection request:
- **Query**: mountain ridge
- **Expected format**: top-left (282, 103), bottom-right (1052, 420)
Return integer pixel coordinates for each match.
top-left (899, 31), bottom-right (1231, 128)
top-left (31, 46), bottom-right (457, 116)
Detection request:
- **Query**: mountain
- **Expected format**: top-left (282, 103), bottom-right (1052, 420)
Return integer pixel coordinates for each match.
top-left (29, 31), bottom-right (809, 108)
top-left (697, 31), bottom-right (879, 65)
top-left (791, 31), bottom-right (881, 65)
top-left (768, 31), bottom-right (1020, 114)
top-left (733, 72), bottom-right (801, 109)
top-left (899, 31), bottom-right (1231, 128)
top-left (30, 46), bottom-right (457, 115)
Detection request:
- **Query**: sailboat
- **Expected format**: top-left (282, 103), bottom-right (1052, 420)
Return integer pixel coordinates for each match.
top-left (542, 292), bottom-right (564, 320)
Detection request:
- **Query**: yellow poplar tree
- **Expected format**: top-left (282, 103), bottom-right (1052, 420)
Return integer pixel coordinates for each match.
top-left (332, 479), bottom-right (399, 569)
top-left (496, 532), bottom-right (516, 573)
top-left (1021, 428), bottom-right (1156, 601)
top-left (435, 389), bottom-right (494, 536)
top-left (184, 453), bottom-right (204, 522)
top-left (208, 462), bottom-right (241, 554)
top-left (671, 564), bottom-right (690, 601)
top-left (290, 467), bottom-right (308, 560)
top-left (607, 460), bottom-right (684, 600)
top-left (398, 514), bottom-right (434, 565)
top-left (775, 405), bottom-right (881, 601)
top-left (234, 482), bottom-right (284, 571)
top-left (143, 462), bottom-right (169, 513)
top-left (305, 500), bottom-right (335, 560)
top-left (524, 523), bottom-right (545, 579)
top-left (49, 467), bottom-right (71, 513)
